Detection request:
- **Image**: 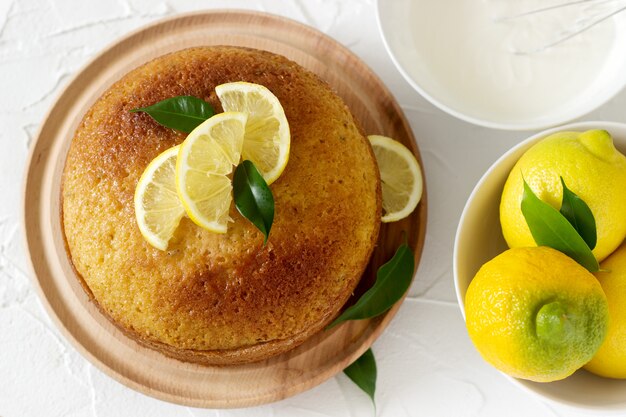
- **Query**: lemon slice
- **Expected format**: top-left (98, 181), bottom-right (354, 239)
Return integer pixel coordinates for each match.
top-left (175, 111), bottom-right (247, 233)
top-left (368, 135), bottom-right (423, 223)
top-left (134, 145), bottom-right (185, 250)
top-left (215, 82), bottom-right (290, 184)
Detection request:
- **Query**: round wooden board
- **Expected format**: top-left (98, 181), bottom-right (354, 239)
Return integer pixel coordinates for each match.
top-left (22, 10), bottom-right (427, 408)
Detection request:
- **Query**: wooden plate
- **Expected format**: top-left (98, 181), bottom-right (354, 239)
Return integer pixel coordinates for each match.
top-left (22, 10), bottom-right (427, 408)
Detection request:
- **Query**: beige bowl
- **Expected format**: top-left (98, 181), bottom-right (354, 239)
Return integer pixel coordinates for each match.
top-left (454, 121), bottom-right (626, 412)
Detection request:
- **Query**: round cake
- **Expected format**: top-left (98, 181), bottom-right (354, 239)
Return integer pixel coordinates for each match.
top-left (61, 46), bottom-right (381, 365)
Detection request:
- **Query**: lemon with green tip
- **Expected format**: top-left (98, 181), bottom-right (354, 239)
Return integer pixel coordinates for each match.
top-left (500, 130), bottom-right (626, 262)
top-left (586, 241), bottom-right (626, 379)
top-left (465, 246), bottom-right (609, 382)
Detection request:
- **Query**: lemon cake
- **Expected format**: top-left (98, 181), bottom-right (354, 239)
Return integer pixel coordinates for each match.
top-left (61, 46), bottom-right (381, 365)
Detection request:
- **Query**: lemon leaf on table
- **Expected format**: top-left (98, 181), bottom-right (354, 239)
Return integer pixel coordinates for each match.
top-left (560, 177), bottom-right (597, 250)
top-left (521, 179), bottom-right (599, 272)
top-left (327, 242), bottom-right (414, 329)
top-left (131, 96), bottom-right (215, 133)
top-left (344, 348), bottom-right (377, 406)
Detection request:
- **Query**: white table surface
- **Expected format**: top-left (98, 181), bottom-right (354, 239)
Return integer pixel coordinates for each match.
top-left (3, 0), bottom-right (626, 416)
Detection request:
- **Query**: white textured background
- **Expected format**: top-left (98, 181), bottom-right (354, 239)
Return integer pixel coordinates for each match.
top-left (3, 0), bottom-right (626, 416)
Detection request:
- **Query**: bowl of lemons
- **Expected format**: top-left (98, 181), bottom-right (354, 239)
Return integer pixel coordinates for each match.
top-left (454, 121), bottom-right (626, 411)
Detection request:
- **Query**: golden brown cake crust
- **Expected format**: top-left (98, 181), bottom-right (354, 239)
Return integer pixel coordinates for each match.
top-left (61, 46), bottom-right (381, 365)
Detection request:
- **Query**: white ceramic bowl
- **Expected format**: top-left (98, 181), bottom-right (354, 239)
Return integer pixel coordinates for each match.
top-left (376, 1), bottom-right (626, 130)
top-left (454, 121), bottom-right (626, 412)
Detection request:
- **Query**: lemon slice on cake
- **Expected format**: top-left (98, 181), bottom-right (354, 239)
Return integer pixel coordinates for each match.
top-left (216, 82), bottom-right (290, 184)
top-left (368, 135), bottom-right (423, 222)
top-left (175, 111), bottom-right (248, 233)
top-left (134, 145), bottom-right (186, 250)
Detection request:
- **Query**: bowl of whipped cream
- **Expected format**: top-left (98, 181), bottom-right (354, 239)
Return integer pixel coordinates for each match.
top-left (376, 0), bottom-right (626, 130)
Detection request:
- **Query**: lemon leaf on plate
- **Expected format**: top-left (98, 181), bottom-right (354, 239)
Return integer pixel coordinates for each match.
top-left (344, 348), bottom-right (377, 406)
top-left (233, 160), bottom-right (275, 244)
top-left (521, 179), bottom-right (599, 272)
top-left (131, 96), bottom-right (215, 133)
top-left (560, 177), bottom-right (597, 250)
top-left (327, 242), bottom-right (414, 329)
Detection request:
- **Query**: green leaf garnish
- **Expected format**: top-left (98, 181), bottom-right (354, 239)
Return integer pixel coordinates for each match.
top-left (559, 177), bottom-right (597, 250)
top-left (233, 160), bottom-right (275, 244)
top-left (327, 242), bottom-right (414, 329)
top-left (130, 96), bottom-right (214, 133)
top-left (344, 349), bottom-right (377, 405)
top-left (521, 180), bottom-right (599, 272)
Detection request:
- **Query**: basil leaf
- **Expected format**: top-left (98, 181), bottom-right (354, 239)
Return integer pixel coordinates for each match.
top-left (130, 96), bottom-right (214, 133)
top-left (344, 349), bottom-right (377, 405)
top-left (327, 243), bottom-right (414, 329)
top-left (521, 180), bottom-right (599, 272)
top-left (560, 177), bottom-right (597, 250)
top-left (233, 160), bottom-right (274, 244)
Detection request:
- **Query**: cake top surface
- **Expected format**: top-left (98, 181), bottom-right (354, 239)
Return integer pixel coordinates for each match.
top-left (62, 46), bottom-right (381, 361)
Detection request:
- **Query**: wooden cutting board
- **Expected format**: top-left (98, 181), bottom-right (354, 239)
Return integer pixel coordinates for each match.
top-left (22, 10), bottom-right (427, 408)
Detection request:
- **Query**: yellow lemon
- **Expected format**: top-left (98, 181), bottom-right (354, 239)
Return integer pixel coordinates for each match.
top-left (134, 145), bottom-right (185, 251)
top-left (500, 130), bottom-right (626, 262)
top-left (175, 111), bottom-right (247, 233)
top-left (465, 247), bottom-right (608, 382)
top-left (585, 241), bottom-right (626, 378)
top-left (215, 82), bottom-right (290, 185)
top-left (367, 135), bottom-right (423, 222)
